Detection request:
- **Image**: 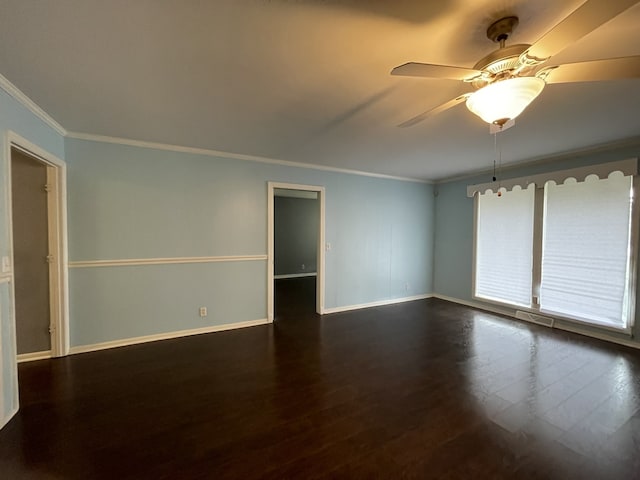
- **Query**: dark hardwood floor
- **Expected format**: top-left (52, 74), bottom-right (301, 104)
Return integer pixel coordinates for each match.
top-left (1, 277), bottom-right (639, 479)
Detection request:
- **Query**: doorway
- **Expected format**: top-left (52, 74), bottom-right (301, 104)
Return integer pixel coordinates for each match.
top-left (11, 148), bottom-right (51, 358)
top-left (8, 134), bottom-right (68, 360)
top-left (267, 182), bottom-right (325, 321)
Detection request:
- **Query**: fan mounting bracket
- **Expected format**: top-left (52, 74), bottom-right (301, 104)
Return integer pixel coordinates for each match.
top-left (487, 16), bottom-right (519, 44)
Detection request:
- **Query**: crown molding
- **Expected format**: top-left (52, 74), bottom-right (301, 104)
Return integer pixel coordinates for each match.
top-left (0, 71), bottom-right (431, 184)
top-left (0, 73), bottom-right (67, 136)
top-left (10, 66), bottom-right (634, 187)
top-left (434, 136), bottom-right (640, 185)
top-left (466, 158), bottom-right (637, 197)
top-left (66, 131), bottom-right (432, 184)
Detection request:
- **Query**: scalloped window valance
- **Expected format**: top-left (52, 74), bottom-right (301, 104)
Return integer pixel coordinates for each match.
top-left (467, 158), bottom-right (638, 197)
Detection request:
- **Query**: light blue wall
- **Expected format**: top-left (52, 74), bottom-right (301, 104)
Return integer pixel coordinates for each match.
top-left (433, 142), bottom-right (640, 344)
top-left (65, 138), bottom-right (435, 346)
top-left (70, 261), bottom-right (267, 345)
top-left (0, 88), bottom-right (65, 426)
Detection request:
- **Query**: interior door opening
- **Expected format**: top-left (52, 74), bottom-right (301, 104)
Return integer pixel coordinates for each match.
top-left (267, 183), bottom-right (325, 322)
top-left (274, 189), bottom-right (319, 318)
top-left (11, 148), bottom-right (52, 360)
top-left (9, 139), bottom-right (68, 362)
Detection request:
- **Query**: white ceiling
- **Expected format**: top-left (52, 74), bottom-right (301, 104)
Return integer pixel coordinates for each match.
top-left (1, 0), bottom-right (639, 181)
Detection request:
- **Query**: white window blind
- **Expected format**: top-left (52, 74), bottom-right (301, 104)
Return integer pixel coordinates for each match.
top-left (540, 174), bottom-right (633, 328)
top-left (475, 185), bottom-right (535, 307)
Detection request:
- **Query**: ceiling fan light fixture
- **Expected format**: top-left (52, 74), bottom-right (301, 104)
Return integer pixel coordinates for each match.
top-left (466, 77), bottom-right (545, 126)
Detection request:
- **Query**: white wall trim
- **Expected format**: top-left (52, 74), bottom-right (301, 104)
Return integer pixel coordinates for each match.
top-left (69, 254), bottom-right (267, 268)
top-left (17, 351), bottom-right (52, 363)
top-left (0, 276), bottom-right (10, 284)
top-left (0, 406), bottom-right (18, 431)
top-left (0, 71), bottom-right (430, 184)
top-left (0, 73), bottom-right (67, 136)
top-left (274, 273), bottom-right (317, 279)
top-left (433, 294), bottom-right (514, 317)
top-left (67, 131), bottom-right (432, 184)
top-left (433, 294), bottom-right (640, 350)
top-left (69, 318), bottom-right (270, 355)
top-left (435, 136), bottom-right (640, 185)
top-left (323, 293), bottom-right (433, 314)
top-left (467, 158), bottom-right (638, 196)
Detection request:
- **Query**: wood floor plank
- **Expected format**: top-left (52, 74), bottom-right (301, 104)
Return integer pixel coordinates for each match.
top-left (1, 277), bottom-right (639, 479)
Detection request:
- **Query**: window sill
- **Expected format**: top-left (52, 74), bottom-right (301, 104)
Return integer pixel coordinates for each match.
top-left (472, 294), bottom-right (633, 336)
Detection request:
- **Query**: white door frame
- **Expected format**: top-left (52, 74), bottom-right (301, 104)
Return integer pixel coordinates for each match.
top-left (267, 182), bottom-right (325, 321)
top-left (6, 131), bottom-right (69, 358)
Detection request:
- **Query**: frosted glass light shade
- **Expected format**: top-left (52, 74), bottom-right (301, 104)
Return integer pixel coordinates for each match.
top-left (466, 77), bottom-right (545, 125)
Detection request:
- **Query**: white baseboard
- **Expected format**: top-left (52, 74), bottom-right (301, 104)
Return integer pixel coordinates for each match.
top-left (17, 350), bottom-right (52, 363)
top-left (274, 273), bottom-right (317, 279)
top-left (432, 294), bottom-right (640, 350)
top-left (432, 294), bottom-right (514, 317)
top-left (323, 293), bottom-right (433, 314)
top-left (69, 318), bottom-right (270, 355)
top-left (0, 406), bottom-right (19, 431)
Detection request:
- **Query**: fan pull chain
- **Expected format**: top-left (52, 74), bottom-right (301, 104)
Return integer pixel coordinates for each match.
top-left (493, 132), bottom-right (497, 182)
top-left (498, 138), bottom-right (503, 196)
top-left (493, 131), bottom-right (504, 197)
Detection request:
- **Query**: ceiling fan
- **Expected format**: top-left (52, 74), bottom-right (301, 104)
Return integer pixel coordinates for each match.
top-left (392, 0), bottom-right (640, 129)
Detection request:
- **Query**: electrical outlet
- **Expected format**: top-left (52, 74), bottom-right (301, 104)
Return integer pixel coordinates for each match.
top-left (326, 242), bottom-right (331, 252)
top-left (301, 264), bottom-right (305, 270)
top-left (199, 307), bottom-right (207, 317)
top-left (404, 282), bottom-right (410, 291)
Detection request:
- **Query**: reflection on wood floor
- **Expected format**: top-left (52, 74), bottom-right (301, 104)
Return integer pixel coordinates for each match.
top-left (1, 277), bottom-right (638, 479)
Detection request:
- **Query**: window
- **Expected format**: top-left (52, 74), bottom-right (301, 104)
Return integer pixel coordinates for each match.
top-left (540, 174), bottom-right (633, 328)
top-left (475, 185), bottom-right (535, 308)
top-left (470, 160), bottom-right (637, 331)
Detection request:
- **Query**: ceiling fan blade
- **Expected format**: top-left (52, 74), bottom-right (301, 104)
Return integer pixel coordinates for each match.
top-left (398, 94), bottom-right (470, 128)
top-left (391, 62), bottom-right (482, 81)
top-left (521, 0), bottom-right (640, 65)
top-left (539, 56), bottom-right (640, 83)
